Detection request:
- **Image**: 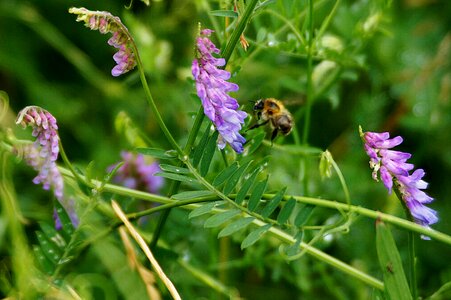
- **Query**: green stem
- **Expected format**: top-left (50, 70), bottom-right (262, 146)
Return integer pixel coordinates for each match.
top-left (263, 221), bottom-right (384, 290)
top-left (57, 163), bottom-right (451, 245)
top-left (221, 0), bottom-right (259, 62)
top-left (130, 42), bottom-right (184, 156)
top-left (149, 107), bottom-right (205, 249)
top-left (302, 0), bottom-right (314, 145)
top-left (58, 139), bottom-right (90, 188)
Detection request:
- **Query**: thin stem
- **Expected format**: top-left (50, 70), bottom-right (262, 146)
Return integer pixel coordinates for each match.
top-left (130, 42), bottom-right (184, 156)
top-left (302, 0), bottom-right (314, 145)
top-left (149, 107), bottom-right (205, 249)
top-left (263, 222), bottom-right (384, 290)
top-left (58, 139), bottom-right (90, 187)
top-left (221, 0), bottom-right (259, 62)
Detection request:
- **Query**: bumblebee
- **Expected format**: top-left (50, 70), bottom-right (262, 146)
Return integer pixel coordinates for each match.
top-left (248, 98), bottom-right (294, 141)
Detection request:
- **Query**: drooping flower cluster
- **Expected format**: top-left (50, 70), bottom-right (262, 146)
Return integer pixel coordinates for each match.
top-left (360, 128), bottom-right (438, 230)
top-left (15, 106), bottom-right (78, 229)
top-left (16, 106), bottom-right (63, 198)
top-left (109, 151), bottom-right (164, 194)
top-left (69, 7), bottom-right (137, 76)
top-left (192, 29), bottom-right (247, 153)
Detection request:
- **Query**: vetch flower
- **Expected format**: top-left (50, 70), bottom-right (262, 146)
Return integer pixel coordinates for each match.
top-left (108, 151), bottom-right (164, 193)
top-left (192, 29), bottom-right (247, 153)
top-left (15, 106), bottom-right (78, 229)
top-left (69, 7), bottom-right (137, 76)
top-left (360, 127), bottom-right (438, 234)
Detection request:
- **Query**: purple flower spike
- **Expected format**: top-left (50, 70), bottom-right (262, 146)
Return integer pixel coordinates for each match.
top-left (192, 29), bottom-right (247, 153)
top-left (360, 127), bottom-right (438, 235)
top-left (16, 106), bottom-right (78, 229)
top-left (69, 7), bottom-right (137, 76)
top-left (108, 151), bottom-right (164, 194)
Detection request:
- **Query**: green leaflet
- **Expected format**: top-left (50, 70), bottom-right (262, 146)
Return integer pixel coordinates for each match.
top-left (294, 204), bottom-right (315, 227)
top-left (54, 200), bottom-right (75, 237)
top-left (241, 224), bottom-right (272, 249)
top-left (204, 209), bottom-right (241, 228)
top-left (200, 130), bottom-right (219, 177)
top-left (223, 160), bottom-right (253, 195)
top-left (189, 201), bottom-right (224, 219)
top-left (154, 172), bottom-right (196, 184)
top-left (213, 162), bottom-right (239, 187)
top-left (36, 231), bottom-right (62, 264)
top-left (136, 147), bottom-right (177, 160)
top-left (218, 217), bottom-right (255, 238)
top-left (245, 132), bottom-right (266, 156)
top-left (210, 10), bottom-right (238, 18)
top-left (261, 187), bottom-right (286, 218)
top-left (33, 245), bottom-right (54, 275)
top-left (38, 222), bottom-right (66, 249)
top-left (277, 197), bottom-right (296, 225)
top-left (376, 220), bottom-right (412, 300)
top-left (159, 164), bottom-right (190, 174)
top-left (171, 190), bottom-right (215, 200)
top-left (247, 177), bottom-right (268, 211)
top-left (192, 126), bottom-right (211, 167)
top-left (235, 169), bottom-right (259, 205)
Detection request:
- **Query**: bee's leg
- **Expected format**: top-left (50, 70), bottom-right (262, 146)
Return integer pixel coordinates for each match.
top-left (270, 128), bottom-right (279, 142)
top-left (247, 120), bottom-right (269, 132)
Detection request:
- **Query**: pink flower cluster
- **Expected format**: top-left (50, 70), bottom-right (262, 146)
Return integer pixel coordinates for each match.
top-left (69, 7), bottom-right (136, 76)
top-left (192, 29), bottom-right (247, 153)
top-left (16, 106), bottom-right (63, 199)
top-left (361, 129), bottom-right (438, 231)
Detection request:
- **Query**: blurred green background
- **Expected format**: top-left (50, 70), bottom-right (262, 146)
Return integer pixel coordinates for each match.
top-left (1, 0), bottom-right (450, 299)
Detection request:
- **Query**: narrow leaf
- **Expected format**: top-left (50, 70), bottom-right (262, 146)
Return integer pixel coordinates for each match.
top-left (54, 200), bottom-right (75, 236)
top-left (223, 160), bottom-right (253, 195)
top-left (136, 147), bottom-right (177, 160)
top-left (277, 197), bottom-right (296, 224)
top-left (241, 224), bottom-right (272, 249)
top-left (245, 132), bottom-right (265, 156)
top-left (172, 190), bottom-right (215, 200)
top-left (210, 10), bottom-right (238, 18)
top-left (285, 231), bottom-right (304, 257)
top-left (294, 204), bottom-right (315, 227)
top-left (39, 222), bottom-right (67, 249)
top-left (204, 209), bottom-right (241, 228)
top-left (159, 164), bottom-right (190, 174)
top-left (36, 231), bottom-right (62, 264)
top-left (189, 201), bottom-right (224, 219)
top-left (33, 245), bottom-right (54, 274)
top-left (235, 169), bottom-right (259, 205)
top-left (212, 162), bottom-right (239, 187)
top-left (192, 126), bottom-right (211, 167)
top-left (376, 220), bottom-right (412, 300)
top-left (248, 177), bottom-right (268, 211)
top-left (261, 188), bottom-right (286, 218)
top-left (218, 217), bottom-right (255, 238)
top-left (200, 131), bottom-right (219, 177)
top-left (155, 172), bottom-right (196, 184)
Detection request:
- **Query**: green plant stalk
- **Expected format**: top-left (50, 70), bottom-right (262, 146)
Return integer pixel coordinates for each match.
top-left (59, 165), bottom-right (451, 291)
top-left (150, 107), bottom-right (205, 249)
top-left (0, 150), bottom-right (38, 298)
top-left (135, 62), bottom-right (184, 156)
top-left (221, 0), bottom-right (259, 62)
top-left (57, 163), bottom-right (451, 245)
top-left (302, 0), bottom-right (314, 145)
top-left (259, 219), bottom-right (385, 290)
